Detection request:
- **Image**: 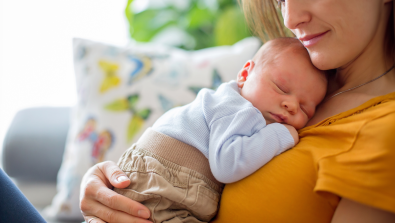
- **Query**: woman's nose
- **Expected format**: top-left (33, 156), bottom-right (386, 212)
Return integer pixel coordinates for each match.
top-left (282, 0), bottom-right (312, 30)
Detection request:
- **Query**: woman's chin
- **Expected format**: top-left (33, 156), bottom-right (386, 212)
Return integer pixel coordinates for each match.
top-left (309, 52), bottom-right (339, 71)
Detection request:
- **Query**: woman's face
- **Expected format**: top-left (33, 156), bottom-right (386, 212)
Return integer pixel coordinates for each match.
top-left (279, 0), bottom-right (391, 70)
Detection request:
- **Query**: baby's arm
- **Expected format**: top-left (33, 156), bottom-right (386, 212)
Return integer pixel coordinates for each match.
top-left (208, 107), bottom-right (296, 183)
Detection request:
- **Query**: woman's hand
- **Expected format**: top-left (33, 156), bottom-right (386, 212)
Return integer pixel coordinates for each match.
top-left (80, 161), bottom-right (152, 223)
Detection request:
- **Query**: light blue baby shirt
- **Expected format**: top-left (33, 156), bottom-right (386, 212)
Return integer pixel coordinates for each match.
top-left (152, 81), bottom-right (295, 183)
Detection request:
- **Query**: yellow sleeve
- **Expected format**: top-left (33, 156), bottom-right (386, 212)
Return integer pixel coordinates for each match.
top-left (315, 112), bottom-right (395, 214)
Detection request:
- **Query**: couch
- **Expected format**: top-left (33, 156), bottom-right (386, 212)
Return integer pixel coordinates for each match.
top-left (1, 107), bottom-right (76, 222)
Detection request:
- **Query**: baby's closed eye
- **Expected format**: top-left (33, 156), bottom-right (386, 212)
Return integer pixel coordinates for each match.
top-left (274, 82), bottom-right (288, 94)
top-left (301, 105), bottom-right (314, 119)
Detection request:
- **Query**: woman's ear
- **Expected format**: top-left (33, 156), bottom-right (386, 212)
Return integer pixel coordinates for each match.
top-left (237, 60), bottom-right (255, 88)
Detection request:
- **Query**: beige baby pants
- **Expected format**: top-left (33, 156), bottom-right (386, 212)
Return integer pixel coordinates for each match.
top-left (114, 128), bottom-right (224, 223)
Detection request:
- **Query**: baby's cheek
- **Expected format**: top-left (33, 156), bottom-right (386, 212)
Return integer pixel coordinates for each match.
top-left (301, 115), bottom-right (310, 128)
top-left (295, 115), bottom-right (308, 130)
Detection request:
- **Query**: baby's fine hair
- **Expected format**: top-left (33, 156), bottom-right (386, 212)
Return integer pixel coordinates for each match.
top-left (253, 37), bottom-right (310, 68)
top-left (252, 37), bottom-right (329, 80)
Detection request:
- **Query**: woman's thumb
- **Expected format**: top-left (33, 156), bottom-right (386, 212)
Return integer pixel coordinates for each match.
top-left (100, 161), bottom-right (131, 188)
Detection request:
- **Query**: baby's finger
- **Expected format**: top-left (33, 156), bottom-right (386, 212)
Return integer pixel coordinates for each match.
top-left (95, 186), bottom-right (151, 219)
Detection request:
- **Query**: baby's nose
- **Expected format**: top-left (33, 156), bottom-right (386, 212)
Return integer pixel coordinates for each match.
top-left (282, 101), bottom-right (298, 114)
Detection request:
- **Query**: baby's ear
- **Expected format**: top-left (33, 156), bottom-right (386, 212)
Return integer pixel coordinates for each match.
top-left (236, 60), bottom-right (255, 88)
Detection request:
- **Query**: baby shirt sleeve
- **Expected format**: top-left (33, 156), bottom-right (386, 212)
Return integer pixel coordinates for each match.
top-left (204, 82), bottom-right (295, 184)
top-left (315, 113), bottom-right (395, 214)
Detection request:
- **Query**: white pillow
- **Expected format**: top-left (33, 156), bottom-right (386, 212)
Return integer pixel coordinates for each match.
top-left (43, 37), bottom-right (261, 220)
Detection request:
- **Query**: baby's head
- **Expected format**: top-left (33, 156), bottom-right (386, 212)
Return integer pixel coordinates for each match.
top-left (237, 38), bottom-right (327, 129)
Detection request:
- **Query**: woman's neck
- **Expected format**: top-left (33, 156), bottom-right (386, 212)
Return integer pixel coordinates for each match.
top-left (309, 5), bottom-right (395, 126)
top-left (309, 50), bottom-right (394, 127)
top-left (330, 48), bottom-right (393, 95)
top-left (329, 4), bottom-right (394, 97)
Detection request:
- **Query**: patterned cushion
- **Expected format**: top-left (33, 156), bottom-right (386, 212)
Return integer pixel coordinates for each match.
top-left (43, 37), bottom-right (261, 220)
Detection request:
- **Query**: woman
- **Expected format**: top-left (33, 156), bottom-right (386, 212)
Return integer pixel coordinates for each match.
top-left (0, 168), bottom-right (46, 222)
top-left (80, 0), bottom-right (395, 222)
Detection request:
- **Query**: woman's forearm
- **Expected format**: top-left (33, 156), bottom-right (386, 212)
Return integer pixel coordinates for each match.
top-left (331, 198), bottom-right (395, 223)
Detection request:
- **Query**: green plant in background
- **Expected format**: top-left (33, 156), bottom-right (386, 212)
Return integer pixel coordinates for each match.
top-left (125, 0), bottom-right (253, 50)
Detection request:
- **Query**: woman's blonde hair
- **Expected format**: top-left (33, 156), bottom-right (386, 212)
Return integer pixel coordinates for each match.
top-left (239, 0), bottom-right (293, 42)
top-left (241, 0), bottom-right (394, 58)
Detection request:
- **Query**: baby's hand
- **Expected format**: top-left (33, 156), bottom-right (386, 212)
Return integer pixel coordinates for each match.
top-left (283, 124), bottom-right (299, 145)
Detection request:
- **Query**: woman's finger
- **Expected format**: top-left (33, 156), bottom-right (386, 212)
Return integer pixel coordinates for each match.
top-left (84, 215), bottom-right (106, 223)
top-left (95, 185), bottom-right (151, 219)
top-left (86, 200), bottom-right (152, 223)
top-left (81, 161), bottom-right (151, 219)
top-left (98, 161), bottom-right (131, 189)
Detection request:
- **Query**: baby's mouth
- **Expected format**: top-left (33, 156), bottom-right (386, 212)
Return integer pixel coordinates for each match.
top-left (269, 112), bottom-right (286, 123)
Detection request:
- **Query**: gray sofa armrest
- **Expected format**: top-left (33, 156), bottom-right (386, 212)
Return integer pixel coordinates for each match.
top-left (2, 107), bottom-right (71, 182)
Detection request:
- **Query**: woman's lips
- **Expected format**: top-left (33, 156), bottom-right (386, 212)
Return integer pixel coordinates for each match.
top-left (299, 31), bottom-right (329, 47)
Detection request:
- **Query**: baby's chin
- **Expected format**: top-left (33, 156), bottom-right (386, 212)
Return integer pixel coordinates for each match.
top-left (262, 114), bottom-right (275, 125)
top-left (264, 119), bottom-right (274, 125)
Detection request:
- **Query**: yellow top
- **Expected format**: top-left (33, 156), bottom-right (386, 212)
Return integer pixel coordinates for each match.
top-left (212, 92), bottom-right (395, 223)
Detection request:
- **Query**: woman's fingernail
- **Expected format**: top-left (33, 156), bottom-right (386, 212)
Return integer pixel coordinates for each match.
top-left (138, 210), bottom-right (150, 218)
top-left (117, 176), bottom-right (129, 183)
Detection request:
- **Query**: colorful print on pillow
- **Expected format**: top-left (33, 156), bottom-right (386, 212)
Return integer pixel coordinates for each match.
top-left (44, 37), bottom-right (261, 220)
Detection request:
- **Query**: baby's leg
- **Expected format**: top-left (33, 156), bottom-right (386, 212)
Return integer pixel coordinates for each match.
top-left (114, 146), bottom-right (220, 223)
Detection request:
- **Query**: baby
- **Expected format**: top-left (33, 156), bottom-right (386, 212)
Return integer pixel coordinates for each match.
top-left (114, 37), bottom-right (327, 223)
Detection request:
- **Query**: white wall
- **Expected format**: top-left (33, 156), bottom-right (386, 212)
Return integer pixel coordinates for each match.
top-left (0, 0), bottom-right (129, 161)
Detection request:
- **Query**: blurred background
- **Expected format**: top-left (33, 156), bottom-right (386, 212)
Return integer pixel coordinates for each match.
top-left (0, 0), bottom-right (254, 221)
top-left (0, 0), bottom-right (129, 161)
top-left (0, 0), bottom-right (252, 165)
